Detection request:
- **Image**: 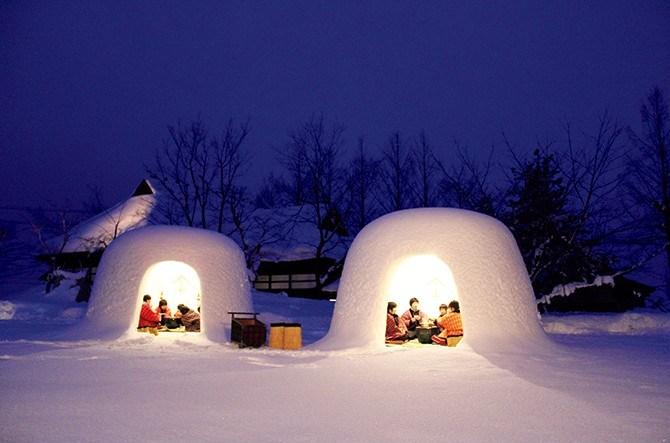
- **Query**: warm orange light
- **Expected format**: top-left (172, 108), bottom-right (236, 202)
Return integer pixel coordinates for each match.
top-left (385, 255), bottom-right (458, 318)
top-left (138, 260), bottom-right (201, 316)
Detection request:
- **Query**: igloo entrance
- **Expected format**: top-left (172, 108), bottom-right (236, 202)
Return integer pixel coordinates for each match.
top-left (83, 225), bottom-right (252, 342)
top-left (136, 260), bottom-right (202, 333)
top-left (386, 255), bottom-right (459, 318)
top-left (317, 208), bottom-right (551, 353)
top-left (385, 255), bottom-right (462, 345)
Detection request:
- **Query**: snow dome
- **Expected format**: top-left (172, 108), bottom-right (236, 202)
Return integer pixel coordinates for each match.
top-left (317, 208), bottom-right (552, 353)
top-left (82, 225), bottom-right (252, 342)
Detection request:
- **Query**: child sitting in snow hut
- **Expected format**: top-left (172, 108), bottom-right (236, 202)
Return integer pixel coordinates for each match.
top-left (400, 297), bottom-right (427, 339)
top-left (155, 299), bottom-right (172, 326)
top-left (177, 304), bottom-right (201, 332)
top-left (138, 294), bottom-right (161, 335)
top-left (385, 302), bottom-right (408, 343)
top-left (432, 301), bottom-right (463, 347)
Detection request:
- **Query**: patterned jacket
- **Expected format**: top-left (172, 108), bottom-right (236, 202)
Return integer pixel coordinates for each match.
top-left (386, 313), bottom-right (408, 341)
top-left (181, 310), bottom-right (201, 332)
top-left (138, 302), bottom-right (160, 328)
top-left (400, 308), bottom-right (426, 331)
top-left (436, 312), bottom-right (463, 338)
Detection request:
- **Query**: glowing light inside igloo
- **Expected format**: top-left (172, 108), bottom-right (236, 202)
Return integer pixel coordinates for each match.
top-left (385, 255), bottom-right (459, 318)
top-left (137, 260), bottom-right (202, 317)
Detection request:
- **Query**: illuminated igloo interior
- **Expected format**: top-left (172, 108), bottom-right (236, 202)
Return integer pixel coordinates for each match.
top-left (82, 225), bottom-right (252, 342)
top-left (139, 260), bottom-right (202, 318)
top-left (316, 208), bottom-right (552, 353)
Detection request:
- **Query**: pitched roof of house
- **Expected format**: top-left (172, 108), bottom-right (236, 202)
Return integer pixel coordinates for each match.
top-left (48, 179), bottom-right (156, 254)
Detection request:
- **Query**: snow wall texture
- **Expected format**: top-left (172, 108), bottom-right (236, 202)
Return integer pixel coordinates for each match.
top-left (82, 225), bottom-right (251, 342)
top-left (317, 208), bottom-right (552, 354)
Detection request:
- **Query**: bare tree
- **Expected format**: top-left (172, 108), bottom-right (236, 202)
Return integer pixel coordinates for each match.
top-left (211, 119), bottom-right (250, 232)
top-left (344, 137), bottom-right (381, 234)
top-left (277, 114), bottom-right (348, 290)
top-left (412, 131), bottom-right (440, 207)
top-left (229, 185), bottom-right (285, 271)
top-left (277, 135), bottom-right (308, 206)
top-left (146, 118), bottom-right (249, 231)
top-left (147, 119), bottom-right (211, 227)
top-left (254, 173), bottom-right (292, 209)
top-left (626, 86), bottom-right (670, 298)
top-left (377, 132), bottom-right (415, 212)
top-left (435, 141), bottom-right (498, 215)
top-left (499, 114), bottom-right (631, 297)
top-left (82, 184), bottom-right (106, 215)
top-left (563, 112), bottom-right (627, 264)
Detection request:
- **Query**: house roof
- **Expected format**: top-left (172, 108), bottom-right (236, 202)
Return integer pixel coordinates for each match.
top-left (47, 179), bottom-right (156, 254)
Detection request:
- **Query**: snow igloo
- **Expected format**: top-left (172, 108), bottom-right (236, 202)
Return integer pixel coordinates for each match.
top-left (317, 208), bottom-right (551, 353)
top-left (82, 225), bottom-right (251, 342)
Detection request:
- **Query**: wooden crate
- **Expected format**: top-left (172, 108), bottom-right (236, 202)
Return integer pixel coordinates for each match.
top-left (229, 312), bottom-right (266, 348)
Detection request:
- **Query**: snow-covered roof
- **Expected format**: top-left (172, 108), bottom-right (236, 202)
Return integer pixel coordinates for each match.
top-left (316, 208), bottom-right (552, 353)
top-left (51, 180), bottom-right (156, 254)
top-left (81, 225), bottom-right (252, 342)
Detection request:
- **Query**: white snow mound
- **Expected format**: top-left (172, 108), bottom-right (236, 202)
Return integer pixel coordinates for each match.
top-left (81, 225), bottom-right (252, 342)
top-left (317, 208), bottom-right (552, 353)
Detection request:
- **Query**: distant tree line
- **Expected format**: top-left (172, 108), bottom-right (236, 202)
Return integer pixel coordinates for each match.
top-left (144, 87), bottom-right (670, 305)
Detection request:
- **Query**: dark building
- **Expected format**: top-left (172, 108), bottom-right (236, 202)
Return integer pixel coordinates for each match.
top-left (537, 275), bottom-right (655, 313)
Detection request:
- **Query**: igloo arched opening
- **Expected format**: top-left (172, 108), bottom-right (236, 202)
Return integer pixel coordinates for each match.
top-left (315, 208), bottom-right (553, 354)
top-left (81, 225), bottom-right (252, 342)
top-left (385, 254), bottom-right (459, 318)
top-left (384, 254), bottom-right (461, 345)
top-left (134, 260), bottom-right (203, 334)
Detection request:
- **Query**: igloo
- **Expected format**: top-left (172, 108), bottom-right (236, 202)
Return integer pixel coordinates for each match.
top-left (317, 208), bottom-right (552, 353)
top-left (81, 225), bottom-right (252, 342)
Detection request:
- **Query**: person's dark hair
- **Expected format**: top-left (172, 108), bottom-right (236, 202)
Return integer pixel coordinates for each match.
top-left (158, 299), bottom-right (168, 307)
top-left (439, 303), bottom-right (448, 311)
top-left (409, 297), bottom-right (419, 306)
top-left (448, 300), bottom-right (460, 313)
top-left (142, 294), bottom-right (151, 302)
top-left (178, 305), bottom-right (190, 315)
top-left (387, 301), bottom-right (397, 313)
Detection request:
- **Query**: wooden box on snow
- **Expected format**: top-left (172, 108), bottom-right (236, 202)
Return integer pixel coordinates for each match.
top-left (229, 312), bottom-right (266, 348)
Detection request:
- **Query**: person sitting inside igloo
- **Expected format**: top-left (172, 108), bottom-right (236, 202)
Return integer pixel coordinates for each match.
top-left (400, 297), bottom-right (428, 340)
top-left (177, 304), bottom-right (201, 332)
top-left (155, 299), bottom-right (172, 326)
top-left (385, 301), bottom-right (408, 343)
top-left (138, 294), bottom-right (161, 334)
top-left (432, 301), bottom-right (463, 347)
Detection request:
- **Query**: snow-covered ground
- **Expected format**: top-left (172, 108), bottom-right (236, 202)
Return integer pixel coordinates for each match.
top-left (1, 288), bottom-right (669, 442)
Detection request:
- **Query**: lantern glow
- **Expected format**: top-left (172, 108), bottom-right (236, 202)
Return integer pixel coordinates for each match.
top-left (385, 255), bottom-right (458, 318)
top-left (137, 260), bottom-right (201, 317)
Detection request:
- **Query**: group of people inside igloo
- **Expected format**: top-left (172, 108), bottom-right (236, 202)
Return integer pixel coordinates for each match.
top-left (385, 297), bottom-right (463, 346)
top-left (137, 294), bottom-right (201, 336)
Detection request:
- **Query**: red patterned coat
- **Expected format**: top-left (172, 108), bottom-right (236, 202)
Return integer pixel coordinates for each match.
top-left (436, 312), bottom-right (463, 338)
top-left (385, 313), bottom-right (408, 341)
top-left (138, 302), bottom-right (160, 328)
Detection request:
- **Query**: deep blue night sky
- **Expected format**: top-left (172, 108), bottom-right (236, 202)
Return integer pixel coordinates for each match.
top-left (2, 1), bottom-right (669, 209)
